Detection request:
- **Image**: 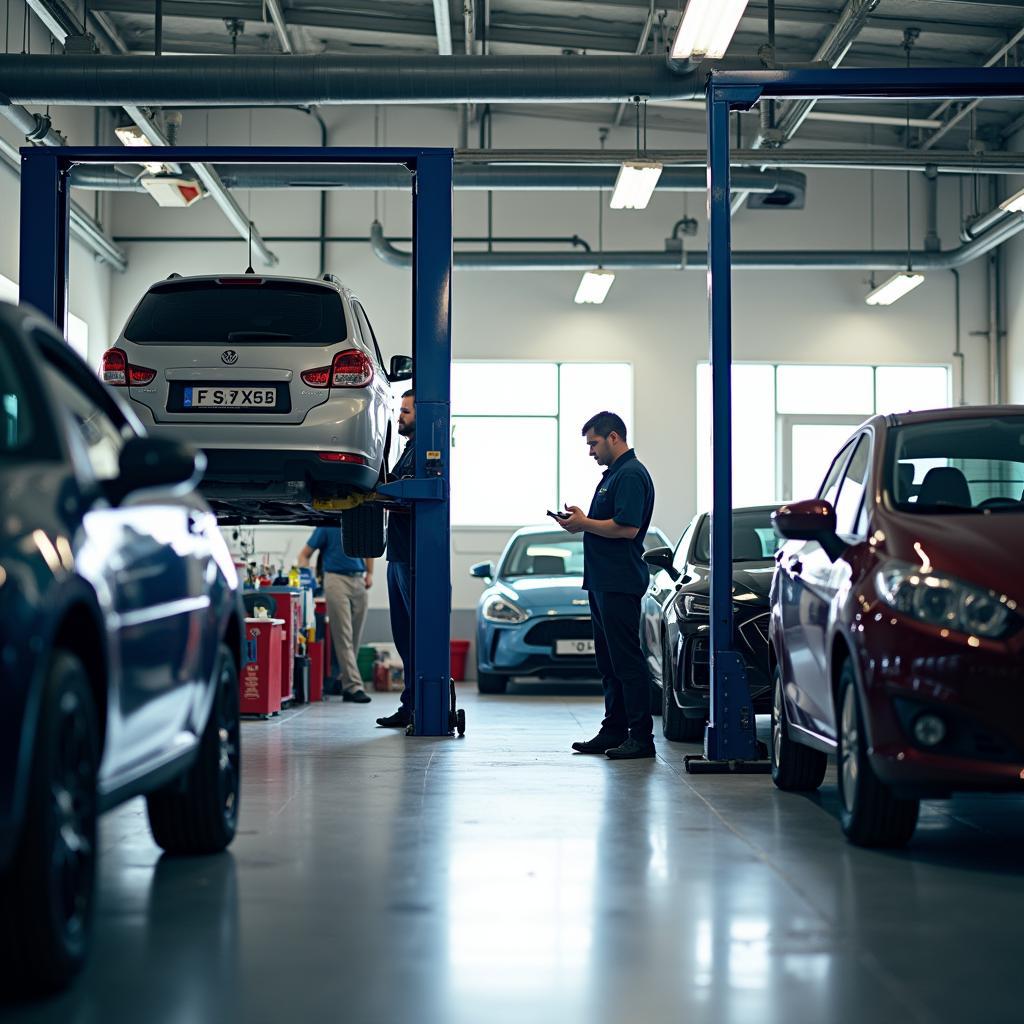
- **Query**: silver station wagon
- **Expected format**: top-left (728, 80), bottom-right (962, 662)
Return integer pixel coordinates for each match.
top-left (101, 273), bottom-right (412, 555)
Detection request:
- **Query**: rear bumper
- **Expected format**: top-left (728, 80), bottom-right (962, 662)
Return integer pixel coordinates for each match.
top-left (202, 448), bottom-right (378, 496)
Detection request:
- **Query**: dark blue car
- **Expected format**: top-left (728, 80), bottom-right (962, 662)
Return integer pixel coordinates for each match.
top-left (0, 304), bottom-right (244, 994)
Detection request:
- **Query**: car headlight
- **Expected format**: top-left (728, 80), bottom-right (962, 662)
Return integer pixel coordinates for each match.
top-left (683, 595), bottom-right (710, 617)
top-left (482, 595), bottom-right (529, 624)
top-left (876, 561), bottom-right (1018, 638)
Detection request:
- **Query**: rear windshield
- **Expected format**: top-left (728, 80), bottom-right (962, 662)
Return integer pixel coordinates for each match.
top-left (123, 279), bottom-right (348, 345)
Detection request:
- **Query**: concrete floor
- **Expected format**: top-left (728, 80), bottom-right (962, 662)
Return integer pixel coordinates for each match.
top-left (6, 681), bottom-right (1024, 1024)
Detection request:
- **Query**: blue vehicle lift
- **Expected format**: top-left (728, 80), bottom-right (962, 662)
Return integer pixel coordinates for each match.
top-left (19, 144), bottom-right (457, 738)
top-left (690, 65), bottom-right (1024, 773)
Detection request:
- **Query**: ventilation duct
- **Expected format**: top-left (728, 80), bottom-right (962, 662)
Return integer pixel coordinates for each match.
top-left (0, 54), bottom-right (730, 106)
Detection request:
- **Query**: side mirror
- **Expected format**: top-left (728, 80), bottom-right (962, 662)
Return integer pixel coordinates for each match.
top-left (772, 499), bottom-right (845, 561)
top-left (110, 436), bottom-right (205, 503)
top-left (470, 561), bottom-right (494, 580)
top-left (389, 355), bottom-right (413, 382)
top-left (643, 546), bottom-right (679, 579)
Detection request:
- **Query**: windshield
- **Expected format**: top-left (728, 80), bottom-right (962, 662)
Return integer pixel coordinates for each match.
top-left (888, 416), bottom-right (1024, 514)
top-left (124, 279), bottom-right (348, 346)
top-left (500, 531), bottom-right (666, 579)
top-left (693, 509), bottom-right (781, 564)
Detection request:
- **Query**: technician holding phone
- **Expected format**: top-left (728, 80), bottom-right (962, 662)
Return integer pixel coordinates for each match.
top-left (554, 411), bottom-right (656, 760)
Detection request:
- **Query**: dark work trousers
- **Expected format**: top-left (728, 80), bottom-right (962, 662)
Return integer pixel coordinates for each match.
top-left (387, 561), bottom-right (414, 714)
top-left (589, 590), bottom-right (654, 743)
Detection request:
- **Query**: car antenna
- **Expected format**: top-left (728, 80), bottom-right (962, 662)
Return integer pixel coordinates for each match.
top-left (245, 220), bottom-right (255, 274)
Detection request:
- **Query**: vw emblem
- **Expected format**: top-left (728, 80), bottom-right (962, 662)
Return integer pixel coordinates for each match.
top-left (221, 350), bottom-right (239, 365)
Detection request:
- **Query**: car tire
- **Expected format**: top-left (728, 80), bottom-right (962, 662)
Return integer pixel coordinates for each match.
top-left (836, 660), bottom-right (918, 848)
top-left (661, 636), bottom-right (703, 742)
top-left (0, 651), bottom-right (99, 994)
top-left (147, 643), bottom-right (241, 856)
top-left (341, 503), bottom-right (386, 558)
top-left (477, 670), bottom-right (508, 695)
top-left (770, 664), bottom-right (827, 792)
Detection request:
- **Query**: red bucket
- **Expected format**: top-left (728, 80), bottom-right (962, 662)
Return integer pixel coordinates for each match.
top-left (450, 639), bottom-right (470, 681)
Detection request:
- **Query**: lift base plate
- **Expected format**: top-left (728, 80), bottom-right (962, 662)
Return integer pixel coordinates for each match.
top-left (684, 755), bottom-right (772, 775)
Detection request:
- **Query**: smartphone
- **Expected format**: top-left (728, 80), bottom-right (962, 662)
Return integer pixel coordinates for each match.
top-left (546, 509), bottom-right (570, 520)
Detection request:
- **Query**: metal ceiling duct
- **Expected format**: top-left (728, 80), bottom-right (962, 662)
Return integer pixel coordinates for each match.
top-left (369, 215), bottom-right (1024, 272)
top-left (0, 54), bottom-right (728, 106)
top-left (68, 164), bottom-right (806, 201)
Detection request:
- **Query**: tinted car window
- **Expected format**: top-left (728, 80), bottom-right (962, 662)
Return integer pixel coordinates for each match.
top-left (44, 364), bottom-right (126, 481)
top-left (693, 509), bottom-right (781, 564)
top-left (818, 440), bottom-right (854, 506)
top-left (672, 519), bottom-right (698, 574)
top-left (124, 280), bottom-right (348, 346)
top-left (501, 530), bottom-right (668, 578)
top-left (0, 343), bottom-right (34, 454)
top-left (834, 434), bottom-right (871, 535)
top-left (351, 301), bottom-right (385, 370)
top-left (889, 415), bottom-right (1024, 513)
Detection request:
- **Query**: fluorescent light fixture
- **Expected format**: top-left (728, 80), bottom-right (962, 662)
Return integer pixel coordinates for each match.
top-left (574, 269), bottom-right (615, 305)
top-left (115, 124), bottom-right (167, 174)
top-left (865, 272), bottom-right (925, 306)
top-left (999, 187), bottom-right (1024, 214)
top-left (671, 0), bottom-right (750, 61)
top-left (610, 161), bottom-right (663, 210)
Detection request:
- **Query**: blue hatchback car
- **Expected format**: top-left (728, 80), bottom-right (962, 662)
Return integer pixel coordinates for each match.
top-left (470, 525), bottom-right (670, 694)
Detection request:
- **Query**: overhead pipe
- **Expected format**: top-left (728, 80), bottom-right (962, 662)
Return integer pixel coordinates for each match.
top-left (0, 102), bottom-right (65, 147)
top-left (0, 53), bottom-right (738, 106)
top-left (68, 163), bottom-right (805, 197)
top-left (369, 212), bottom-right (1024, 272)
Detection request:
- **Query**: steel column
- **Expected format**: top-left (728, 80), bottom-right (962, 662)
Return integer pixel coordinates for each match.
top-left (19, 149), bottom-right (69, 333)
top-left (410, 153), bottom-right (453, 738)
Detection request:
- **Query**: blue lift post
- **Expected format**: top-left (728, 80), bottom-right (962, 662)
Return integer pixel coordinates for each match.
top-left (689, 65), bottom-right (1024, 774)
top-left (19, 144), bottom-right (456, 738)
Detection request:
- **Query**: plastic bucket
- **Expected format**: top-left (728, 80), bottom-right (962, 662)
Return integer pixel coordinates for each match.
top-left (449, 640), bottom-right (470, 681)
top-left (357, 645), bottom-right (377, 682)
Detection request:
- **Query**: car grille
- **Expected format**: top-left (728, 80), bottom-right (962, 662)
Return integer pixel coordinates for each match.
top-left (685, 637), bottom-right (710, 690)
top-left (524, 617), bottom-right (592, 646)
top-left (739, 613), bottom-right (770, 658)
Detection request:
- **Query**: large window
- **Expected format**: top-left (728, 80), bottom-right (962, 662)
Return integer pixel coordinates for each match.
top-left (451, 362), bottom-right (632, 526)
top-left (0, 274), bottom-right (89, 361)
top-left (696, 362), bottom-right (950, 509)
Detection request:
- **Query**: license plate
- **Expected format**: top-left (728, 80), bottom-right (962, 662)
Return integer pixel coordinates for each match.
top-left (183, 386), bottom-right (277, 409)
top-left (556, 639), bottom-right (595, 656)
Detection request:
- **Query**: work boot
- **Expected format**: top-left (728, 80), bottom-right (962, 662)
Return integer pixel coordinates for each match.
top-left (343, 688), bottom-right (372, 704)
top-left (572, 732), bottom-right (626, 755)
top-left (605, 737), bottom-right (656, 760)
top-left (376, 709), bottom-right (411, 728)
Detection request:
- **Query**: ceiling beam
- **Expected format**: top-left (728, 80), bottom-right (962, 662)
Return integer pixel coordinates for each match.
top-left (264, 0), bottom-right (294, 53)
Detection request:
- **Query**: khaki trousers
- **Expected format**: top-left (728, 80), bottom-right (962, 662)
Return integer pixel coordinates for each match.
top-left (323, 572), bottom-right (368, 693)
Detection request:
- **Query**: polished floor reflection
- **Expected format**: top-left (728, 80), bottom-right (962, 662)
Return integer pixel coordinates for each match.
top-left (6, 684), bottom-right (1024, 1024)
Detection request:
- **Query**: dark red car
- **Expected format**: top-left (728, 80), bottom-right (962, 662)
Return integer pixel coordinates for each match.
top-left (769, 407), bottom-right (1024, 847)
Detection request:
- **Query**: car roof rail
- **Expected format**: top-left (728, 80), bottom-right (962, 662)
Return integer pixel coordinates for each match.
top-left (166, 272), bottom-right (182, 279)
top-left (321, 272), bottom-right (342, 288)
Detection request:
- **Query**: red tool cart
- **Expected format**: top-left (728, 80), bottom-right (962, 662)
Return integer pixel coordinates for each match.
top-left (308, 640), bottom-right (324, 702)
top-left (240, 617), bottom-right (284, 717)
top-left (262, 587), bottom-right (302, 704)
top-left (314, 596), bottom-right (331, 681)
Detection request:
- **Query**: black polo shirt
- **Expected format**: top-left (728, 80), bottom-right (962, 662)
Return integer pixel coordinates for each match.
top-left (583, 448), bottom-right (655, 594)
top-left (386, 441), bottom-right (415, 565)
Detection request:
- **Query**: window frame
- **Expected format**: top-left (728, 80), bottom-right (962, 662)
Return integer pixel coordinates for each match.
top-left (832, 431), bottom-right (874, 540)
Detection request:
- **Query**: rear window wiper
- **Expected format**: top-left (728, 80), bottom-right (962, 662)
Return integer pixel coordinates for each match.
top-left (226, 331), bottom-right (294, 342)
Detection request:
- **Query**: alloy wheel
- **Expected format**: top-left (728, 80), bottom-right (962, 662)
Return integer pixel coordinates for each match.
top-left (840, 684), bottom-right (859, 815)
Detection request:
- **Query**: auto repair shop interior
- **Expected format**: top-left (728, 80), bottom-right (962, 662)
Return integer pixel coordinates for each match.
top-left (3, 1), bottom-right (1024, 1022)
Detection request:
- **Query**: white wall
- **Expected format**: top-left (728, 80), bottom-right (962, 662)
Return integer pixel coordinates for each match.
top-left (101, 105), bottom-right (993, 614)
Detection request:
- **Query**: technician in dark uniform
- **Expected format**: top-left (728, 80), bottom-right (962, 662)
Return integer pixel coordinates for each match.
top-left (377, 389), bottom-right (417, 729)
top-left (556, 411), bottom-right (656, 760)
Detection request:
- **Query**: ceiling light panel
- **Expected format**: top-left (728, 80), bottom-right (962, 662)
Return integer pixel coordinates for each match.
top-left (865, 272), bottom-right (925, 306)
top-left (671, 0), bottom-right (750, 61)
top-left (574, 270), bottom-right (615, 305)
top-left (610, 161), bottom-right (663, 210)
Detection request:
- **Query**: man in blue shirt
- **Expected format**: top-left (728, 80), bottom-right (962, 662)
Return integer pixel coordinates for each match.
top-left (298, 527), bottom-right (374, 703)
top-left (377, 389), bottom-right (417, 729)
top-left (556, 411), bottom-right (656, 760)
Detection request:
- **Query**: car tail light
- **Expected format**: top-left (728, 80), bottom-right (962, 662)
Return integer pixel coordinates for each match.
top-left (101, 347), bottom-right (156, 387)
top-left (317, 452), bottom-right (367, 464)
top-left (300, 366), bottom-right (332, 388)
top-left (101, 347), bottom-right (128, 386)
top-left (331, 350), bottom-right (374, 388)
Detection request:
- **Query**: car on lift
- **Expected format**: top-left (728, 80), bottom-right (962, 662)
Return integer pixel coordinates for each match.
top-left (470, 524), bottom-right (670, 695)
top-left (770, 407), bottom-right (1024, 847)
top-left (100, 273), bottom-right (413, 556)
top-left (0, 304), bottom-right (244, 993)
top-left (642, 506), bottom-right (780, 741)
